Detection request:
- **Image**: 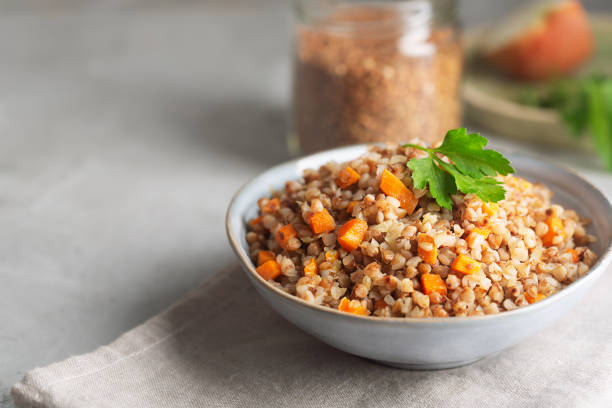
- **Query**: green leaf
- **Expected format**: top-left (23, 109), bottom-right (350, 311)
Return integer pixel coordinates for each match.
top-left (407, 156), bottom-right (456, 210)
top-left (403, 129), bottom-right (514, 209)
top-left (585, 79), bottom-right (612, 170)
top-left (522, 74), bottom-right (612, 168)
top-left (435, 128), bottom-right (515, 178)
top-left (452, 170), bottom-right (507, 203)
top-left (553, 80), bottom-right (588, 136)
top-left (435, 159), bottom-right (507, 203)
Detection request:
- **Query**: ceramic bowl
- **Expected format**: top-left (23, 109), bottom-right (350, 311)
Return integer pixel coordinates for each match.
top-left (226, 145), bottom-right (612, 369)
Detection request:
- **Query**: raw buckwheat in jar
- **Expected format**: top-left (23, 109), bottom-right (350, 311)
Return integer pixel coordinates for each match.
top-left (290, 0), bottom-right (463, 154)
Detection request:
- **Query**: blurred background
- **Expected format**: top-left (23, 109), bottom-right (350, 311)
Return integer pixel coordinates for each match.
top-left (1, 0), bottom-right (611, 405)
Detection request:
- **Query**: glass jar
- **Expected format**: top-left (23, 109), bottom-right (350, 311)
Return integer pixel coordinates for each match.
top-left (290, 0), bottom-right (462, 154)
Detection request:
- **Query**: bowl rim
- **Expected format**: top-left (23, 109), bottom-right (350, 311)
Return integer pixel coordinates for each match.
top-left (226, 143), bottom-right (612, 325)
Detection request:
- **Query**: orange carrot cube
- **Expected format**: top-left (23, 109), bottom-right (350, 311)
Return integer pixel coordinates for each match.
top-left (308, 208), bottom-right (336, 234)
top-left (257, 250), bottom-right (275, 266)
top-left (482, 202), bottom-right (499, 216)
top-left (338, 297), bottom-right (368, 315)
top-left (380, 169), bottom-right (417, 214)
top-left (421, 273), bottom-right (448, 296)
top-left (542, 216), bottom-right (566, 246)
top-left (451, 254), bottom-right (481, 275)
top-left (566, 248), bottom-right (580, 263)
top-left (303, 258), bottom-right (318, 277)
top-left (525, 292), bottom-right (547, 304)
top-left (276, 224), bottom-right (299, 251)
top-left (325, 250), bottom-right (338, 263)
top-left (249, 216), bottom-right (263, 228)
top-left (466, 228), bottom-right (490, 247)
top-left (337, 166), bottom-right (361, 189)
top-left (417, 234), bottom-right (437, 265)
top-left (256, 260), bottom-right (282, 280)
top-left (337, 219), bottom-right (368, 252)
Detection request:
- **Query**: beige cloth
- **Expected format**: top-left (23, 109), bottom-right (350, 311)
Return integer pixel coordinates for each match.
top-left (12, 263), bottom-right (612, 408)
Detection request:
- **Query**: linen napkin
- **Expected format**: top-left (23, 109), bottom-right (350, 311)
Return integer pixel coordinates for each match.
top-left (12, 263), bottom-right (612, 408)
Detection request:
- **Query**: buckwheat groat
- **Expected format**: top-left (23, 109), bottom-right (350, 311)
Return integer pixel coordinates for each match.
top-left (247, 143), bottom-right (597, 317)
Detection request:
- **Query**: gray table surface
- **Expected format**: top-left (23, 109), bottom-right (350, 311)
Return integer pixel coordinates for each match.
top-left (1, 1), bottom-right (611, 406)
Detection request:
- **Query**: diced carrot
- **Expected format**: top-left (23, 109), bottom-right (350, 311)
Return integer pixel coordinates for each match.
top-left (337, 166), bottom-right (361, 189)
top-left (261, 198), bottom-right (281, 214)
top-left (338, 297), bottom-right (351, 312)
top-left (380, 169), bottom-right (417, 214)
top-left (482, 202), bottom-right (499, 216)
top-left (325, 250), bottom-right (338, 263)
top-left (417, 234), bottom-right (437, 265)
top-left (257, 250), bottom-right (275, 266)
top-left (337, 297), bottom-right (368, 315)
top-left (276, 224), bottom-right (299, 251)
top-left (337, 219), bottom-right (368, 251)
top-left (421, 273), bottom-right (448, 296)
top-left (542, 216), bottom-right (566, 247)
top-left (346, 201), bottom-right (359, 214)
top-left (472, 227), bottom-right (490, 238)
top-left (525, 292), bottom-right (547, 304)
top-left (308, 208), bottom-right (336, 234)
top-left (466, 227), bottom-right (490, 247)
top-left (566, 248), bottom-right (580, 263)
top-left (303, 258), bottom-right (318, 277)
top-left (256, 260), bottom-right (282, 280)
top-left (249, 216), bottom-right (263, 228)
top-left (451, 254), bottom-right (481, 275)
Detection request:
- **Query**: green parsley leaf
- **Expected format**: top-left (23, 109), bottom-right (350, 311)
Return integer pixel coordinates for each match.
top-left (435, 128), bottom-right (515, 178)
top-left (520, 74), bottom-right (612, 170)
top-left (445, 165), bottom-right (507, 203)
top-left (586, 79), bottom-right (612, 170)
top-left (550, 79), bottom-right (588, 136)
top-left (404, 128), bottom-right (514, 209)
top-left (407, 156), bottom-right (456, 210)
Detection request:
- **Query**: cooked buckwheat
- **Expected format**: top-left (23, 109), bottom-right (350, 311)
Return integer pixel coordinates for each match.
top-left (248, 144), bottom-right (597, 317)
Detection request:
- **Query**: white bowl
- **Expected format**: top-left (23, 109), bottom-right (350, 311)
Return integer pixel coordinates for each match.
top-left (226, 145), bottom-right (612, 369)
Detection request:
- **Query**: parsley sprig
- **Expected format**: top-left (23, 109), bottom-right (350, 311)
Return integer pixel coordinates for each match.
top-left (521, 74), bottom-right (612, 170)
top-left (403, 128), bottom-right (515, 210)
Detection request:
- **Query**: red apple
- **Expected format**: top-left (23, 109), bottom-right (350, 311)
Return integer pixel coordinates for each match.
top-left (483, 0), bottom-right (594, 81)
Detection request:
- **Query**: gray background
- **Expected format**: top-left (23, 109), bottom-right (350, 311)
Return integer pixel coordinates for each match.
top-left (1, 1), bottom-right (611, 406)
